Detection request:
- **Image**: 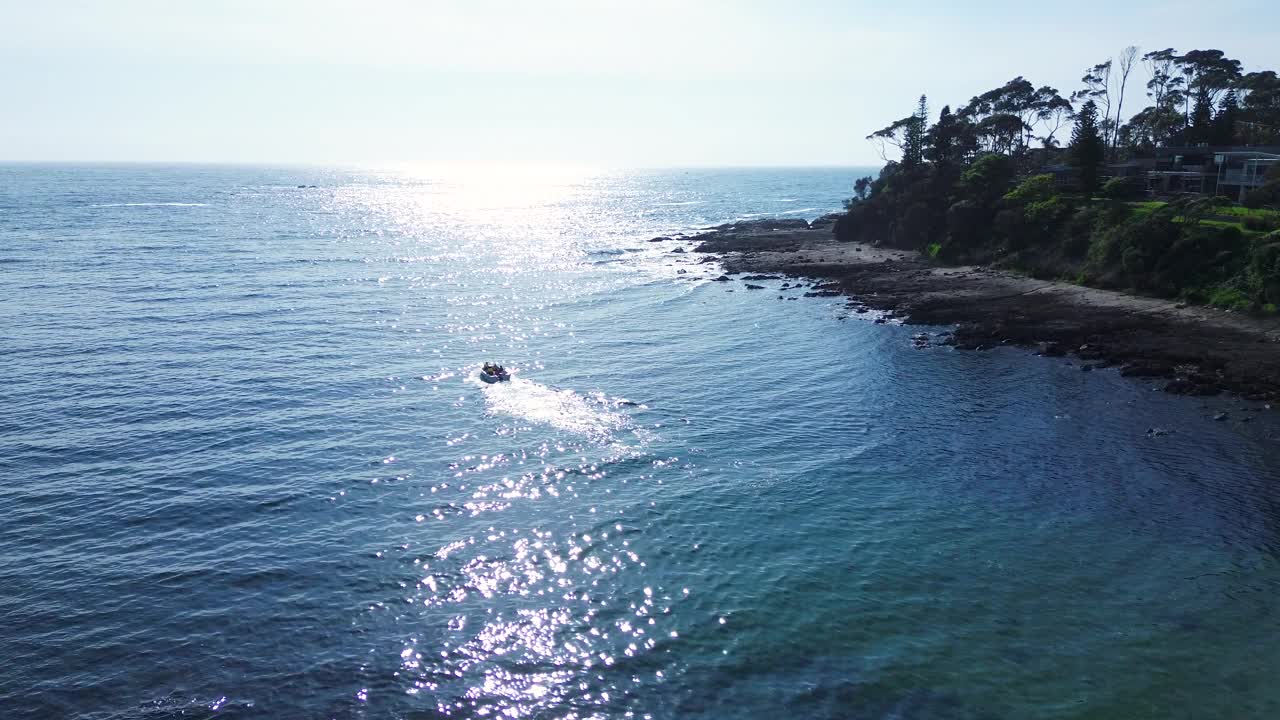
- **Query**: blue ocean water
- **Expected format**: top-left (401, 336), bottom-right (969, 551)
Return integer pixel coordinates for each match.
top-left (3, 164), bottom-right (1280, 719)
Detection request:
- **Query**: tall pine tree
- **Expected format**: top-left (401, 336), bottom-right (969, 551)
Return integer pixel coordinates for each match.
top-left (1070, 100), bottom-right (1105, 194)
top-left (1212, 90), bottom-right (1240, 146)
top-left (1189, 92), bottom-right (1214, 144)
top-left (902, 95), bottom-right (929, 167)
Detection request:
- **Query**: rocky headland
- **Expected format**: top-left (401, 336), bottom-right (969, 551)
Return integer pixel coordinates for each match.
top-left (665, 217), bottom-right (1280, 401)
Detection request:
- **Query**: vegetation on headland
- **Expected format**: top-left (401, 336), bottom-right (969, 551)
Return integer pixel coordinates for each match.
top-left (836, 47), bottom-right (1280, 310)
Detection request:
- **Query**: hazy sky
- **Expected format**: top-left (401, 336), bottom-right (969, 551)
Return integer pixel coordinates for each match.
top-left (2, 0), bottom-right (1278, 166)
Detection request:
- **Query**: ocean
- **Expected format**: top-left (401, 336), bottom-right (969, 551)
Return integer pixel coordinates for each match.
top-left (3, 164), bottom-right (1279, 719)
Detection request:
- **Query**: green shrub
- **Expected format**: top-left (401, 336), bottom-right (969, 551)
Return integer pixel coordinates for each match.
top-left (1207, 285), bottom-right (1252, 310)
top-left (1244, 180), bottom-right (1280, 210)
top-left (958, 154), bottom-right (1016, 207)
top-left (1024, 196), bottom-right (1071, 227)
top-left (1248, 238), bottom-right (1280, 305)
top-left (1151, 225), bottom-right (1246, 295)
top-left (1101, 176), bottom-right (1147, 201)
top-left (1003, 174), bottom-right (1056, 204)
top-left (1242, 215), bottom-right (1280, 232)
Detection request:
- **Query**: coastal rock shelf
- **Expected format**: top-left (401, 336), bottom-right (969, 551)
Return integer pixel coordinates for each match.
top-left (690, 218), bottom-right (1280, 400)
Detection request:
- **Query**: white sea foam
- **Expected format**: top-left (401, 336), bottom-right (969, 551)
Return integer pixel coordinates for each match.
top-left (479, 376), bottom-right (631, 441)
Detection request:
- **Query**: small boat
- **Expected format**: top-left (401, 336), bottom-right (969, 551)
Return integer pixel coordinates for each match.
top-left (479, 363), bottom-right (511, 383)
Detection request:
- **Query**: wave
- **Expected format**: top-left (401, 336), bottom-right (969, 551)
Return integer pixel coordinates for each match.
top-left (88, 202), bottom-right (210, 208)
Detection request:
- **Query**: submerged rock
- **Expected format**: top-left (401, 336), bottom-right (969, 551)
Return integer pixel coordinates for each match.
top-left (649, 236), bottom-right (671, 242)
top-left (744, 283), bottom-right (765, 290)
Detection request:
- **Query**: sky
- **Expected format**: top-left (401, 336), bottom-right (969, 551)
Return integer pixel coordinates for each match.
top-left (2, 0), bottom-right (1278, 166)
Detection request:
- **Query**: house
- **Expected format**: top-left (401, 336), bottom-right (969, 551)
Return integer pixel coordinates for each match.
top-left (1215, 151), bottom-right (1280, 202)
top-left (1133, 145), bottom-right (1280, 200)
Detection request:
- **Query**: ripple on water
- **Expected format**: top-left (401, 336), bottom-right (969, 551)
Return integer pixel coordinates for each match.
top-left (6, 166), bottom-right (1280, 720)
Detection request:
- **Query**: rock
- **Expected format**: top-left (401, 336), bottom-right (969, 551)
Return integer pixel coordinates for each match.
top-left (712, 275), bottom-right (731, 282)
top-left (1146, 427), bottom-right (1172, 437)
top-left (1121, 362), bottom-right (1174, 378)
top-left (649, 236), bottom-right (671, 243)
top-left (1039, 342), bottom-right (1067, 357)
top-left (670, 247), bottom-right (685, 254)
top-left (873, 318), bottom-right (887, 324)
top-left (808, 213), bottom-right (843, 230)
top-left (1081, 364), bottom-right (1094, 372)
top-left (1214, 412), bottom-right (1229, 421)
top-left (712, 218), bottom-right (811, 233)
top-left (676, 269), bottom-right (687, 274)
top-left (744, 283), bottom-right (765, 290)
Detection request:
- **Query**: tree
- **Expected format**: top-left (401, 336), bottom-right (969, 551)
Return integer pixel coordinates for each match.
top-left (1036, 91), bottom-right (1074, 148)
top-left (866, 115), bottom-right (917, 162)
top-left (866, 96), bottom-right (928, 166)
top-left (925, 105), bottom-right (954, 163)
top-left (926, 105), bottom-right (980, 167)
top-left (1238, 71), bottom-right (1280, 144)
top-left (1073, 60), bottom-right (1113, 147)
top-left (1212, 90), bottom-right (1240, 146)
top-left (1111, 46), bottom-right (1140, 158)
top-left (902, 95), bottom-right (929, 167)
top-left (1070, 100), bottom-right (1106, 194)
top-left (1189, 92), bottom-right (1214, 144)
top-left (1176, 49), bottom-right (1244, 133)
top-left (1142, 48), bottom-right (1187, 146)
top-left (958, 78), bottom-right (1066, 154)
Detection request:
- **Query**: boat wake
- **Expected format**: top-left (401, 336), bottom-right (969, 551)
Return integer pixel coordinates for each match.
top-left (479, 376), bottom-right (639, 444)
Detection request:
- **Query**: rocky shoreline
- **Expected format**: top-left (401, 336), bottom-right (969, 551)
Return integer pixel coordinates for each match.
top-left (664, 217), bottom-right (1280, 401)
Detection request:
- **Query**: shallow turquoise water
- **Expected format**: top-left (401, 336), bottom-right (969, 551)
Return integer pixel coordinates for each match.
top-left (2, 165), bottom-right (1280, 719)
